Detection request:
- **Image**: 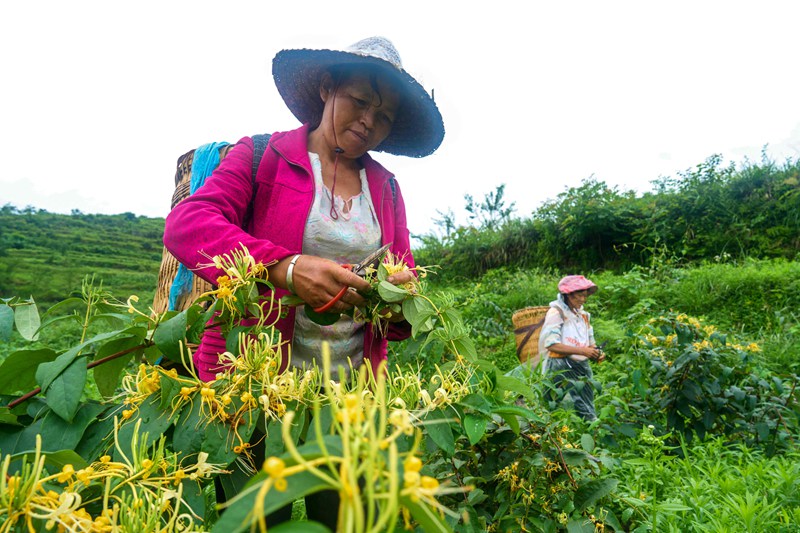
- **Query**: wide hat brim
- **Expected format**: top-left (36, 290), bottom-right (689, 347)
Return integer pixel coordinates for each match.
top-left (272, 48), bottom-right (445, 158)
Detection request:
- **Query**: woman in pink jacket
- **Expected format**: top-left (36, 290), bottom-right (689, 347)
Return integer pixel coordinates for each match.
top-left (163, 36), bottom-right (444, 383)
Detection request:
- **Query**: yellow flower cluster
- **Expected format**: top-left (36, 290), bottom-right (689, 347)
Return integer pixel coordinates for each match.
top-left (0, 427), bottom-right (226, 532)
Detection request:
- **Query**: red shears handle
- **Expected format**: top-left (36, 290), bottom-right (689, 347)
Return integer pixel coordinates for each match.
top-left (312, 264), bottom-right (353, 313)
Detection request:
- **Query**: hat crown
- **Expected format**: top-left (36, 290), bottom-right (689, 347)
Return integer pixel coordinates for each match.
top-left (346, 37), bottom-right (402, 70)
top-left (558, 275), bottom-right (597, 294)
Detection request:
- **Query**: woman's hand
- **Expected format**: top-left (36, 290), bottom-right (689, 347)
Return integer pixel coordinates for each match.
top-left (271, 255), bottom-right (372, 313)
top-left (581, 345), bottom-right (604, 361)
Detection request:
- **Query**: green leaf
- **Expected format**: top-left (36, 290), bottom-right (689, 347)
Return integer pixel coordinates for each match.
top-left (496, 411), bottom-right (520, 434)
top-left (458, 393), bottom-right (493, 415)
top-left (411, 316), bottom-right (436, 338)
top-left (656, 502), bottom-right (693, 512)
top-left (279, 294), bottom-right (305, 307)
top-left (377, 261), bottom-right (389, 282)
top-left (269, 522), bottom-right (331, 533)
top-left (114, 396), bottom-right (176, 460)
top-left (14, 301), bottom-right (41, 341)
top-left (451, 336), bottom-right (477, 360)
top-left (211, 470), bottom-right (332, 533)
top-left (39, 297), bottom-right (84, 321)
top-left (179, 478), bottom-right (206, 519)
top-left (580, 433), bottom-right (595, 453)
top-left (0, 349), bottom-right (58, 394)
top-left (157, 373), bottom-right (183, 410)
top-left (492, 405), bottom-right (537, 421)
top-left (45, 357), bottom-right (87, 422)
top-left (399, 493), bottom-right (453, 533)
top-left (36, 329), bottom-right (132, 392)
top-left (567, 518), bottom-right (596, 533)
top-left (423, 409), bottom-right (456, 456)
top-left (755, 421), bottom-right (770, 441)
top-left (225, 325), bottom-right (252, 355)
top-left (173, 394), bottom-right (257, 467)
top-left (0, 407), bottom-right (19, 425)
top-left (402, 297), bottom-right (436, 331)
top-left (10, 448), bottom-right (89, 472)
top-left (561, 448), bottom-right (591, 466)
top-left (463, 413), bottom-right (488, 445)
top-left (574, 478), bottom-right (618, 512)
top-left (93, 337), bottom-right (142, 398)
top-left (467, 487), bottom-right (487, 505)
top-left (377, 280), bottom-right (409, 303)
top-left (153, 311), bottom-right (188, 362)
top-left (495, 375), bottom-right (537, 405)
top-left (8, 402), bottom-right (107, 455)
top-left (304, 305), bottom-right (342, 326)
top-left (74, 408), bottom-right (116, 460)
top-left (0, 304), bottom-right (13, 341)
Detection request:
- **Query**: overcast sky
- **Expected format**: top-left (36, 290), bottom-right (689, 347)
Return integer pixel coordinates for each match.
top-left (2, 1), bottom-right (799, 238)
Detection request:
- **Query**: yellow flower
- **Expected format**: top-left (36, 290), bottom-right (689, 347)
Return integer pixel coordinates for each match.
top-left (126, 295), bottom-right (140, 314)
top-left (217, 275), bottom-right (232, 287)
top-left (200, 387), bottom-right (216, 399)
top-left (57, 464), bottom-right (75, 483)
top-left (420, 476), bottom-right (439, 490)
top-left (217, 286), bottom-right (235, 301)
top-left (76, 466), bottom-right (94, 484)
top-left (263, 457), bottom-right (286, 478)
top-left (274, 477), bottom-right (288, 492)
top-left (404, 456), bottom-right (423, 473)
top-left (404, 470), bottom-right (421, 488)
top-left (174, 469), bottom-right (187, 485)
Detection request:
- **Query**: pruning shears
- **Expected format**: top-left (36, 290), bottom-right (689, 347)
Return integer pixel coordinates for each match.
top-left (312, 243), bottom-right (392, 314)
top-left (596, 341), bottom-right (609, 362)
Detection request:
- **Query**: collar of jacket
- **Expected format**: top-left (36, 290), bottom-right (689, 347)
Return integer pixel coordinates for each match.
top-left (270, 124), bottom-right (396, 185)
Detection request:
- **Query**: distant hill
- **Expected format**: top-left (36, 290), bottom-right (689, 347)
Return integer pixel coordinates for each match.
top-left (0, 206), bottom-right (165, 309)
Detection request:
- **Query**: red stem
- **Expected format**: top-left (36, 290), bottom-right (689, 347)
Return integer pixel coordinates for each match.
top-left (6, 342), bottom-right (152, 409)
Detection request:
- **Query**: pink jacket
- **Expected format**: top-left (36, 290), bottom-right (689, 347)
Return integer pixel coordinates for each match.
top-left (163, 125), bottom-right (414, 381)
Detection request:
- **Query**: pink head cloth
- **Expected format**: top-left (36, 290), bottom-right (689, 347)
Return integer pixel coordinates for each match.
top-left (557, 275), bottom-right (598, 295)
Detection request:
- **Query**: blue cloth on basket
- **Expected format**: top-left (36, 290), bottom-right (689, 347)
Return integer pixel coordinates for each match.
top-left (167, 142), bottom-right (230, 311)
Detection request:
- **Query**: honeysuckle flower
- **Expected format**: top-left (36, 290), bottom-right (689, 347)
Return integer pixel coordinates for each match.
top-left (57, 464), bottom-right (75, 483)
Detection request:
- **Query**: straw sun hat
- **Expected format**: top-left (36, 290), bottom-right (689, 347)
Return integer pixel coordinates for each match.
top-left (272, 36), bottom-right (444, 158)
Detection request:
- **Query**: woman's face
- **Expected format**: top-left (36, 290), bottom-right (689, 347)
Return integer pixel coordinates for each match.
top-left (319, 72), bottom-right (401, 156)
top-left (566, 290), bottom-right (590, 309)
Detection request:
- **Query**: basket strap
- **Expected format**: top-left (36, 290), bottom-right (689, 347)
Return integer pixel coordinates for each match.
top-left (514, 316), bottom-right (547, 358)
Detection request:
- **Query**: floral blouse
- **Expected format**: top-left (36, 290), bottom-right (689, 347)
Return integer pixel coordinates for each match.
top-left (290, 152), bottom-right (383, 376)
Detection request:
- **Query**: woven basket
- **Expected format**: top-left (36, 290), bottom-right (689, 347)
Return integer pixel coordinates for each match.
top-left (152, 144), bottom-right (235, 315)
top-left (511, 306), bottom-right (550, 366)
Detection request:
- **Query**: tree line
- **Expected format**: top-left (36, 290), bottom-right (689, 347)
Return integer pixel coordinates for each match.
top-left (415, 153), bottom-right (800, 280)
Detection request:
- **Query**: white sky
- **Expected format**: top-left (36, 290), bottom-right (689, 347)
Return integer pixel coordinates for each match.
top-left (2, 1), bottom-right (799, 238)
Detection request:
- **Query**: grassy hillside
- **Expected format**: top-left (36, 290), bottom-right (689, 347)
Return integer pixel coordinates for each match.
top-left (0, 206), bottom-right (164, 308)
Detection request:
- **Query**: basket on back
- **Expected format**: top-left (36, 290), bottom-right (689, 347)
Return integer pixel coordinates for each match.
top-left (511, 306), bottom-right (549, 368)
top-left (152, 144), bottom-right (236, 315)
